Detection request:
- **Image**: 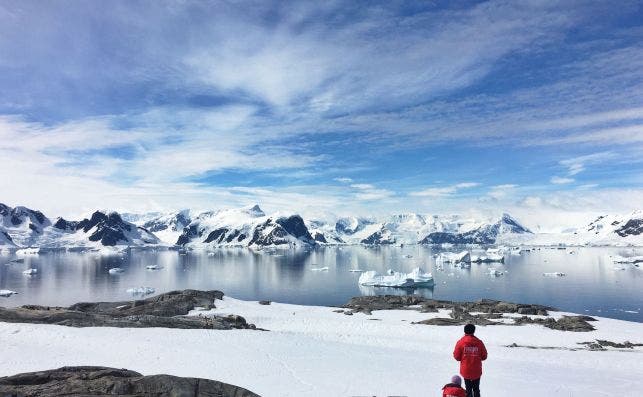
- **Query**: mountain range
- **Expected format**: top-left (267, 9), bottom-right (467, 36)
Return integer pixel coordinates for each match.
top-left (0, 202), bottom-right (641, 249)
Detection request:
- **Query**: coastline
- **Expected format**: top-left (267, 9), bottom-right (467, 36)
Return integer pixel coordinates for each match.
top-left (1, 294), bottom-right (642, 396)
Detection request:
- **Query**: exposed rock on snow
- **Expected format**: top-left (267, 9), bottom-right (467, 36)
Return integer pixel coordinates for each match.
top-left (0, 366), bottom-right (259, 397)
top-left (359, 267), bottom-right (433, 288)
top-left (421, 213), bottom-right (531, 245)
top-left (0, 290), bottom-right (256, 330)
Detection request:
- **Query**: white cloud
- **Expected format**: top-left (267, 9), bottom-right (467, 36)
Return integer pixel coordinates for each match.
top-left (550, 176), bottom-right (574, 185)
top-left (334, 177), bottom-right (353, 183)
top-left (410, 182), bottom-right (480, 197)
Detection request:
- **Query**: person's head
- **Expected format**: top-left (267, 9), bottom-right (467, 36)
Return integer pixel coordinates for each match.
top-left (450, 375), bottom-right (462, 386)
top-left (464, 323), bottom-right (475, 335)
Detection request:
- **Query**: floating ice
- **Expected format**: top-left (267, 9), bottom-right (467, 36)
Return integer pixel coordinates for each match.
top-left (348, 269), bottom-right (365, 273)
top-left (126, 287), bottom-right (155, 296)
top-left (311, 266), bottom-right (329, 271)
top-left (108, 267), bottom-right (125, 275)
top-left (0, 289), bottom-right (18, 297)
top-left (16, 248), bottom-right (40, 255)
top-left (22, 268), bottom-right (37, 275)
top-left (488, 268), bottom-right (504, 277)
top-left (543, 272), bottom-right (566, 277)
top-left (471, 253), bottom-right (504, 263)
top-left (359, 267), bottom-right (434, 288)
top-left (402, 254), bottom-right (413, 258)
top-left (145, 264), bottom-right (162, 270)
top-left (612, 255), bottom-right (643, 264)
top-left (437, 251), bottom-right (470, 263)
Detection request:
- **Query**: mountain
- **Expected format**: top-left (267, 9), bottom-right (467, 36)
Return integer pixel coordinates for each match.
top-left (124, 210), bottom-right (192, 245)
top-left (51, 211), bottom-right (160, 247)
top-left (176, 205), bottom-right (316, 248)
top-left (420, 213), bottom-right (532, 245)
top-left (0, 203), bottom-right (51, 246)
top-left (0, 203), bottom-right (160, 248)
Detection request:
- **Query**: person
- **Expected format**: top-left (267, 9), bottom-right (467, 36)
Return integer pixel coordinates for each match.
top-left (453, 323), bottom-right (487, 397)
top-left (442, 374), bottom-right (466, 397)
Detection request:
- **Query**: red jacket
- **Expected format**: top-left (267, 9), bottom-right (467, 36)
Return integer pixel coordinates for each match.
top-left (453, 334), bottom-right (487, 380)
top-left (442, 383), bottom-right (466, 397)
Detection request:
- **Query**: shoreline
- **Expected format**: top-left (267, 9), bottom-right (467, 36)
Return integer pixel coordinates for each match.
top-left (1, 292), bottom-right (642, 396)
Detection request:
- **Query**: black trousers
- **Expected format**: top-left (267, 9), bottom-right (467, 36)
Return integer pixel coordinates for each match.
top-left (464, 378), bottom-right (480, 397)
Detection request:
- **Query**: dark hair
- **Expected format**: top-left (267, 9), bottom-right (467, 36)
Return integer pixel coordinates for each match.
top-left (464, 323), bottom-right (475, 334)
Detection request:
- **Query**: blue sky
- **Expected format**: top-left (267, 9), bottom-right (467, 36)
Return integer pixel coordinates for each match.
top-left (0, 0), bottom-right (642, 229)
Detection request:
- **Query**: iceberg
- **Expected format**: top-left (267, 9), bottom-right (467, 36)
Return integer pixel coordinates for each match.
top-left (359, 267), bottom-right (434, 288)
top-left (0, 289), bottom-right (18, 297)
top-left (471, 253), bottom-right (504, 263)
top-left (22, 268), bottom-right (38, 275)
top-left (612, 255), bottom-right (643, 264)
top-left (488, 268), bottom-right (504, 277)
top-left (126, 287), bottom-right (155, 296)
top-left (16, 247), bottom-right (40, 255)
top-left (437, 251), bottom-right (471, 263)
top-left (145, 264), bottom-right (163, 270)
top-left (543, 272), bottom-right (566, 277)
top-left (108, 267), bottom-right (125, 275)
top-left (311, 266), bottom-right (329, 271)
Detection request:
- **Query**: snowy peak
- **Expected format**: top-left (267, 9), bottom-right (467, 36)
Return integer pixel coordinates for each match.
top-left (59, 210), bottom-right (160, 247)
top-left (419, 213), bottom-right (531, 245)
top-left (176, 207), bottom-right (315, 248)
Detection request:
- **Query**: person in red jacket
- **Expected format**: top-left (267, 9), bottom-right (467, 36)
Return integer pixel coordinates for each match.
top-left (453, 324), bottom-right (487, 397)
top-left (442, 374), bottom-right (466, 397)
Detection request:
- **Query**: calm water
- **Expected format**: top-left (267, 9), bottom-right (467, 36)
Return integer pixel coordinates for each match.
top-left (1, 246), bottom-right (641, 322)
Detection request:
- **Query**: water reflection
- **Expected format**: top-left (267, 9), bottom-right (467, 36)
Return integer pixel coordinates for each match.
top-left (0, 246), bottom-right (641, 322)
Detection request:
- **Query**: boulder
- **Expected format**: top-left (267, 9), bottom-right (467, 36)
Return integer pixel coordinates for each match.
top-left (0, 366), bottom-right (259, 397)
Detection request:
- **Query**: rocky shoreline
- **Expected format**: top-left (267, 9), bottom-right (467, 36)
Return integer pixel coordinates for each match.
top-left (0, 289), bottom-right (255, 330)
top-left (341, 295), bottom-right (596, 331)
top-left (0, 366), bottom-right (259, 397)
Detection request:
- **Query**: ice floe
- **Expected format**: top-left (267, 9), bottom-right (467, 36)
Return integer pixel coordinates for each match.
top-left (22, 268), bottom-right (37, 275)
top-left (108, 267), bottom-right (125, 275)
top-left (543, 272), bottom-right (566, 277)
top-left (359, 267), bottom-right (434, 288)
top-left (16, 247), bottom-right (40, 255)
top-left (0, 289), bottom-right (18, 297)
top-left (126, 287), bottom-right (155, 296)
top-left (612, 255), bottom-right (643, 264)
top-left (437, 251), bottom-right (470, 263)
top-left (311, 266), bottom-right (329, 271)
top-left (145, 264), bottom-right (162, 270)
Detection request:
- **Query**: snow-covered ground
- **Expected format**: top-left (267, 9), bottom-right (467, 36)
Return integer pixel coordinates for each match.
top-left (1, 297), bottom-right (642, 396)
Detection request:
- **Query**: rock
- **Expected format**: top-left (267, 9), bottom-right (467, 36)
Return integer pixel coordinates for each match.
top-left (0, 366), bottom-right (259, 397)
top-left (514, 315), bottom-right (595, 332)
top-left (258, 300), bottom-right (271, 305)
top-left (517, 307), bottom-right (537, 315)
top-left (0, 290), bottom-right (257, 330)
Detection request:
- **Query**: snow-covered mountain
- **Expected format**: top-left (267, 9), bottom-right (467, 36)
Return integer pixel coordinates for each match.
top-left (0, 203), bottom-right (51, 246)
top-left (420, 213), bottom-right (532, 245)
top-left (524, 211), bottom-right (643, 246)
top-left (175, 205), bottom-right (316, 248)
top-left (1, 202), bottom-right (641, 248)
top-left (123, 210), bottom-right (192, 245)
top-left (0, 203), bottom-right (159, 248)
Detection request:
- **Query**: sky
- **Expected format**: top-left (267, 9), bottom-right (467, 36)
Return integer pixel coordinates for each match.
top-left (0, 0), bottom-right (642, 231)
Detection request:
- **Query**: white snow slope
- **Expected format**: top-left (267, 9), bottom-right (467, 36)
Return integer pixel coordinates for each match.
top-left (1, 297), bottom-right (641, 397)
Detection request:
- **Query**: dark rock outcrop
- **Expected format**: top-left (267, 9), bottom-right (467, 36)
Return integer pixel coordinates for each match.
top-left (341, 296), bottom-right (584, 330)
top-left (0, 290), bottom-right (256, 330)
top-left (514, 315), bottom-right (596, 332)
top-left (0, 366), bottom-right (259, 397)
top-left (360, 228), bottom-right (395, 245)
top-left (615, 218), bottom-right (643, 237)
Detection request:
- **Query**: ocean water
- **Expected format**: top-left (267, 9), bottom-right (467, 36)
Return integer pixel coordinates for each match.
top-left (1, 246), bottom-right (641, 322)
